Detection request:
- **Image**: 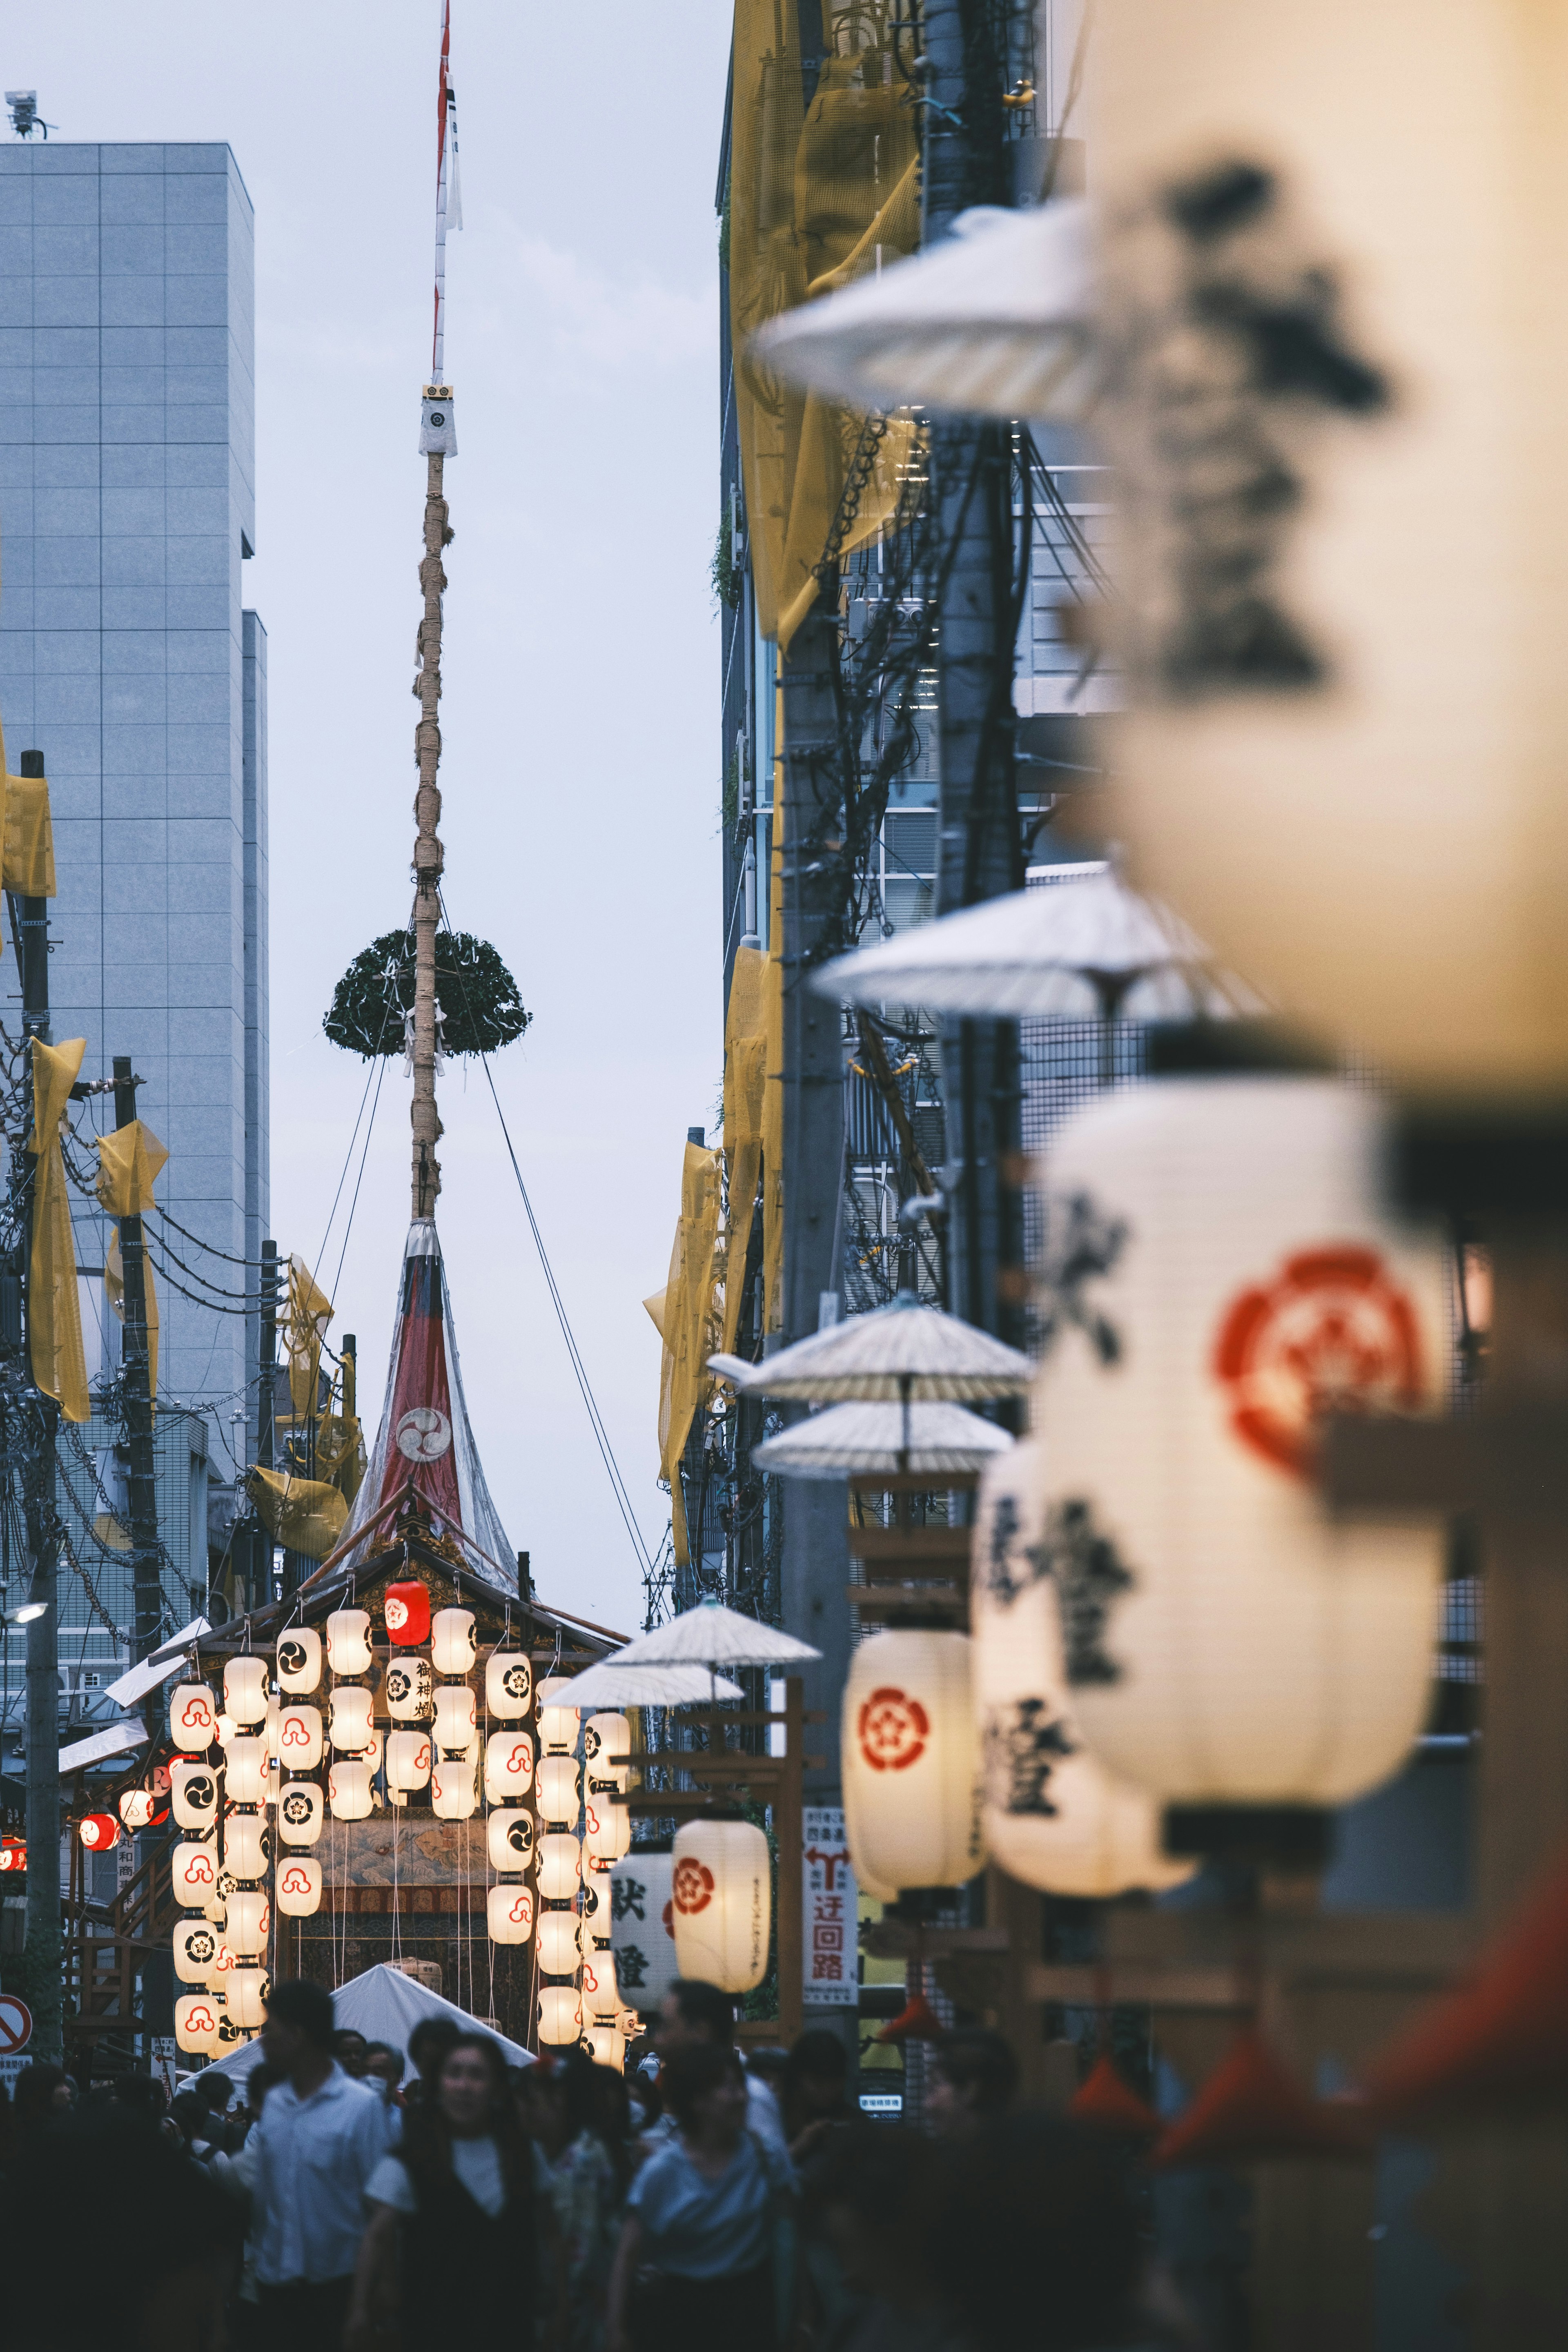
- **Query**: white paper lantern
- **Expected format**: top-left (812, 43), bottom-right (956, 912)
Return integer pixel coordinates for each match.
top-left (537, 1676), bottom-right (579, 1755)
top-left (174, 1915), bottom-right (222, 1983)
top-left (276, 1855), bottom-right (323, 1915)
top-left (329, 1759), bottom-right (374, 1820)
top-left (842, 1629), bottom-right (982, 1894)
top-left (579, 1864), bottom-right (610, 1933)
top-left (670, 1820), bottom-right (771, 1993)
top-left (537, 1755), bottom-right (580, 1824)
top-left (584, 1793), bottom-right (632, 1862)
top-left (118, 1788), bottom-right (156, 1831)
top-left (432, 1684), bottom-right (477, 1748)
top-left (265, 1759), bottom-right (283, 1809)
top-left (174, 1991), bottom-right (221, 2056)
top-left (223, 1811), bottom-right (269, 1882)
top-left (207, 1940), bottom-right (236, 1987)
top-left (325, 1608), bottom-right (373, 1678)
top-left (538, 1985), bottom-right (583, 2045)
top-left (1031, 1079), bottom-right (1446, 1810)
top-left (277, 1780), bottom-right (324, 1846)
top-left (971, 1442), bottom-right (1193, 1898)
top-left (486, 1650), bottom-right (532, 1718)
top-left (386, 1729), bottom-right (433, 1792)
top-left (276, 1628), bottom-right (322, 1694)
top-left (578, 1913), bottom-right (608, 1967)
top-left (226, 1889), bottom-right (270, 1957)
top-left (484, 1728), bottom-right (536, 1806)
top-left (538, 1832), bottom-right (582, 1900)
top-left (581, 1950), bottom-right (617, 2023)
top-left (329, 1686), bottom-right (375, 1754)
top-left (225, 1736), bottom-right (270, 1807)
top-left (172, 1838), bottom-right (220, 1908)
top-left (226, 1966), bottom-right (270, 2029)
top-left (610, 1851), bottom-right (679, 2014)
top-left (168, 1682), bottom-right (216, 1753)
top-left (431, 1607), bottom-right (477, 1676)
top-left (214, 1713), bottom-right (236, 1750)
top-left (488, 1882), bottom-right (535, 1944)
top-left (431, 1748), bottom-right (478, 1820)
top-left (265, 1699), bottom-right (281, 1760)
top-left (584, 1714), bottom-right (630, 1788)
top-left (170, 1758), bottom-right (219, 1832)
top-left (223, 1655), bottom-right (269, 1726)
top-left (488, 1808), bottom-right (536, 1872)
top-left (384, 1656), bottom-right (433, 1719)
top-left (538, 1910), bottom-right (582, 1975)
top-left (582, 2025), bottom-right (626, 2071)
top-left (277, 1704), bottom-right (323, 1772)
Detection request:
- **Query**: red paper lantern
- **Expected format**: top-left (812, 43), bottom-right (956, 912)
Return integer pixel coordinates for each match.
top-left (78, 1813), bottom-right (120, 1852)
top-left (0, 1836), bottom-right (25, 1873)
top-left (1151, 2029), bottom-right (1371, 2169)
top-left (383, 1581), bottom-right (430, 1646)
top-left (1069, 2055), bottom-right (1161, 2140)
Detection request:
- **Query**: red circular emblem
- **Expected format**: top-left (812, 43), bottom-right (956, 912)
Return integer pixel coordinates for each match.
top-left (672, 1858), bottom-right (715, 1915)
top-left (1213, 1245), bottom-right (1424, 1480)
top-left (857, 1686), bottom-right (931, 1774)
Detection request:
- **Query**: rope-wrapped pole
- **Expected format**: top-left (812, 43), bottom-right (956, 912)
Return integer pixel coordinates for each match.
top-left (412, 451), bottom-right (449, 1221)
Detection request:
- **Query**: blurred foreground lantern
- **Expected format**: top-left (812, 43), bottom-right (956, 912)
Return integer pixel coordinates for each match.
top-left (484, 1729), bottom-right (535, 1806)
top-left (223, 1655), bottom-right (269, 1725)
top-left (538, 1832), bottom-right (582, 1901)
top-left (385, 1731), bottom-right (432, 1793)
top-left (384, 1581), bottom-right (430, 1646)
top-left (169, 1682), bottom-right (216, 1753)
top-left (842, 1630), bottom-right (981, 1893)
top-left (1032, 1075), bottom-right (1446, 1833)
top-left (78, 1812), bottom-right (119, 1851)
top-left (538, 1911), bottom-right (581, 1975)
top-left (226, 1736), bottom-right (269, 1807)
top-left (329, 1760), bottom-right (374, 1820)
top-left (326, 1608), bottom-right (373, 1678)
top-left (488, 1883), bottom-right (535, 1944)
top-left (174, 1993), bottom-right (220, 2056)
top-left (276, 1856), bottom-right (323, 1915)
top-left (488, 1807), bottom-right (535, 1871)
top-left (610, 1849), bottom-right (679, 2014)
top-left (486, 1649), bottom-right (532, 1717)
top-left (431, 1748), bottom-right (477, 1820)
top-left (277, 1780), bottom-right (324, 1845)
top-left (539, 1986), bottom-right (582, 2045)
top-left (276, 1628), bottom-right (321, 1693)
top-left (670, 1820), bottom-right (770, 1993)
top-left (431, 1607), bottom-right (476, 1675)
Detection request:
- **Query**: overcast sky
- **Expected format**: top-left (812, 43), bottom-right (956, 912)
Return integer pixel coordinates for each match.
top-left (11, 3), bottom-right (734, 1637)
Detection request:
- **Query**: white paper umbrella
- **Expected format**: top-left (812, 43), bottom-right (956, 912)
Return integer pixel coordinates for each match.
top-left (753, 1400), bottom-right (1015, 1480)
top-left (609, 1599), bottom-right (821, 1670)
top-left (711, 1293), bottom-right (1032, 1405)
top-left (552, 1662), bottom-right (747, 1712)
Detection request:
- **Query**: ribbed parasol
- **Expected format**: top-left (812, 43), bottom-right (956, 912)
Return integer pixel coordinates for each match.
top-left (753, 1399), bottom-right (1015, 1479)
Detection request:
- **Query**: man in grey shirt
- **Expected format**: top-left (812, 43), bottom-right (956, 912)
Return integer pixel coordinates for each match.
top-left (252, 1978), bottom-right (394, 2352)
top-left (645, 1978), bottom-right (789, 2158)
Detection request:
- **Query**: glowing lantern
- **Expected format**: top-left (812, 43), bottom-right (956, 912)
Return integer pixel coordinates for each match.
top-left (223, 1655), bottom-right (269, 1726)
top-left (484, 1729), bottom-right (535, 1806)
top-left (169, 1760), bottom-right (217, 1832)
top-left (207, 1939), bottom-right (235, 1984)
top-left (1031, 1078), bottom-right (1447, 1813)
top-left (169, 1682), bottom-right (216, 1753)
top-left (537, 1677), bottom-right (579, 1755)
top-left (610, 1850), bottom-right (678, 2014)
top-left (276, 1628), bottom-right (322, 1694)
top-left (670, 1820), bottom-right (771, 1994)
top-left (276, 1856), bottom-right (322, 1915)
top-left (385, 1657), bottom-right (433, 1719)
top-left (842, 1629), bottom-right (982, 1893)
top-left (584, 1714), bottom-right (631, 1790)
top-left (486, 1650), bottom-right (532, 1718)
top-left (175, 1993), bottom-right (220, 2055)
top-left (172, 1839), bottom-right (219, 1907)
top-left (0, 1837), bottom-right (24, 1874)
top-left (226, 1966), bottom-right (270, 2029)
top-left (226, 1889), bottom-right (269, 1957)
top-left (538, 1755), bottom-right (581, 1824)
top-left (174, 1916), bottom-right (220, 1982)
top-left (264, 1700), bottom-right (281, 1760)
top-left (488, 1808), bottom-right (536, 1871)
top-left (578, 1913), bottom-right (607, 1967)
top-left (431, 1748), bottom-right (477, 1820)
top-left (266, 1759), bottom-right (282, 1809)
top-left (325, 1608), bottom-right (373, 1677)
top-left (538, 1986), bottom-right (582, 2046)
top-left (583, 2025), bottom-right (625, 2071)
top-left (215, 1713), bottom-right (236, 1749)
top-left (277, 1780), bottom-right (324, 1846)
top-left (329, 1759), bottom-right (374, 1820)
top-left (79, 1811), bottom-right (120, 1851)
top-left (386, 1730), bottom-right (432, 1793)
top-left (329, 1686), bottom-right (375, 1753)
top-left (488, 1883), bottom-right (535, 1944)
top-left (432, 1685), bottom-right (477, 1748)
top-left (585, 1794), bottom-right (632, 1863)
top-left (971, 1443), bottom-right (1193, 1898)
top-left (223, 1812), bottom-right (269, 1881)
top-left (538, 1832), bottom-right (582, 1900)
top-left (225, 1736), bottom-right (269, 1806)
top-left (432, 1607), bottom-right (476, 1675)
top-left (118, 1789), bottom-right (155, 1831)
top-left (384, 1581), bottom-right (430, 1646)
top-left (277, 1704), bottom-right (324, 1771)
top-left (580, 1946), bottom-right (616, 2018)
top-left (538, 1911), bottom-right (582, 1975)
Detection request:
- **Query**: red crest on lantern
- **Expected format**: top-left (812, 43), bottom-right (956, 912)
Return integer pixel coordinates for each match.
top-left (857, 1686), bottom-right (931, 1773)
top-left (384, 1581), bottom-right (431, 1646)
top-left (1213, 1245), bottom-right (1424, 1480)
top-left (673, 1858), bottom-right (715, 1915)
top-left (280, 1864), bottom-right (313, 1898)
top-left (506, 1890), bottom-right (533, 1929)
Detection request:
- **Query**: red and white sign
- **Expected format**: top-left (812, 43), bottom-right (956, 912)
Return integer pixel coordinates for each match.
top-left (803, 1806), bottom-right (857, 2010)
top-left (0, 1993), bottom-right (33, 2054)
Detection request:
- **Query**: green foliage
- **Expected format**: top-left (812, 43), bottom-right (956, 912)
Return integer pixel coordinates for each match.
top-left (712, 510), bottom-right (741, 613)
top-left (722, 747), bottom-right (741, 836)
top-left (323, 929), bottom-right (531, 1060)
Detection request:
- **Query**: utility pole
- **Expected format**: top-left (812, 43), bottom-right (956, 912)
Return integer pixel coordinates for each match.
top-left (110, 1056), bottom-right (161, 1677)
top-left (257, 1237), bottom-right (277, 1603)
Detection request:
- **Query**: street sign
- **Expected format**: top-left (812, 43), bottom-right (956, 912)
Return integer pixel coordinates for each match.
top-left (0, 1992), bottom-right (33, 2055)
top-left (803, 1805), bottom-right (857, 2009)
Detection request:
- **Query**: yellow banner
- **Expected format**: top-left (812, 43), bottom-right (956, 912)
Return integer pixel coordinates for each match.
top-left (28, 1037), bottom-right (88, 1422)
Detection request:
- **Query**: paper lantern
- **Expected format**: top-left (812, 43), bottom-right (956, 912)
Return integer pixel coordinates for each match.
top-left (386, 1730), bottom-right (433, 1793)
top-left (265, 1759), bottom-right (282, 1809)
top-left (168, 1760), bottom-right (217, 1832)
top-left (487, 1807), bottom-right (536, 1871)
top-left (325, 1608), bottom-right (373, 1678)
top-left (174, 1993), bottom-right (220, 2056)
top-left (581, 1947), bottom-right (616, 2018)
top-left (432, 1684), bottom-right (477, 1748)
top-left (538, 1910), bottom-right (582, 1975)
top-left (384, 1657), bottom-right (433, 1719)
top-left (276, 1628), bottom-right (322, 1693)
top-left (431, 1607), bottom-right (476, 1675)
top-left (1031, 1079), bottom-right (1446, 1810)
top-left (584, 1714), bottom-right (630, 1789)
top-left (264, 1700), bottom-right (281, 1760)
top-left (118, 1788), bottom-right (156, 1831)
top-left (225, 1736), bottom-right (270, 1807)
top-left (579, 1864), bottom-right (609, 1933)
top-left (329, 1686), bottom-right (375, 1754)
top-left (537, 1677), bottom-right (579, 1755)
top-left (538, 1832), bottom-right (582, 1900)
top-left (226, 1889), bottom-right (269, 1957)
top-left (277, 1780), bottom-right (324, 1846)
top-left (207, 1938), bottom-right (236, 1983)
top-left (0, 1836), bottom-right (25, 1874)
top-left (169, 1682), bottom-right (216, 1753)
top-left (150, 1764), bottom-right (172, 1795)
top-left (79, 1811), bottom-right (119, 1851)
top-left (488, 1882), bottom-right (535, 1944)
top-left (610, 1850), bottom-right (678, 2014)
top-left (971, 1443), bottom-right (1192, 1898)
top-left (842, 1629), bottom-right (982, 1893)
top-left (584, 1794), bottom-right (632, 1862)
top-left (174, 1916), bottom-right (220, 1984)
top-left (223, 1655), bottom-right (269, 1726)
top-left (431, 1748), bottom-right (477, 1820)
top-left (277, 1704), bottom-right (324, 1772)
top-left (538, 1755), bottom-right (580, 1824)
top-left (582, 2025), bottom-right (626, 2071)
top-left (538, 1985), bottom-right (583, 2046)
top-left (225, 1966), bottom-right (270, 2031)
top-left (578, 1914), bottom-right (608, 1967)
top-left (484, 1729), bottom-right (536, 1806)
top-left (214, 1713), bottom-right (236, 1750)
top-left (670, 1820), bottom-right (771, 1994)
top-left (276, 1856), bottom-right (323, 1916)
top-left (384, 1581), bottom-right (430, 1646)
top-left (172, 1838), bottom-right (220, 1907)
top-left (329, 1759), bottom-right (374, 1820)
top-left (223, 1811), bottom-right (269, 1882)
top-left (486, 1649), bottom-right (532, 1718)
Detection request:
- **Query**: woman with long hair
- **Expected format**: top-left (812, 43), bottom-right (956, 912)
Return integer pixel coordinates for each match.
top-left (524, 2053), bottom-right (631, 2352)
top-left (347, 2031), bottom-right (564, 2352)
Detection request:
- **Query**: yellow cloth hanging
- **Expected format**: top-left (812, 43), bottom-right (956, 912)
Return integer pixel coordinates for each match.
top-left (642, 1287), bottom-right (669, 1343)
top-left (105, 1227), bottom-right (160, 1405)
top-left (285, 1255), bottom-right (333, 1420)
top-left (2, 771), bottom-right (56, 897)
top-left (94, 1118), bottom-right (169, 1218)
top-left (721, 944), bottom-right (768, 1357)
top-left (654, 1140), bottom-right (723, 1567)
top-left (762, 687), bottom-right (786, 1332)
top-left (27, 1036), bottom-right (88, 1423)
top-left (310, 1410), bottom-right (366, 1508)
top-left (246, 1465), bottom-right (348, 1562)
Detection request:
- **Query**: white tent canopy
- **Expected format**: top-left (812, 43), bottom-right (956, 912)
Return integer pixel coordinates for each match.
top-left (200, 1961), bottom-right (534, 2088)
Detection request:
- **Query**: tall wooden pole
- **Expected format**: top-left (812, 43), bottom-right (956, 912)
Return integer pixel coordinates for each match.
top-left (412, 455), bottom-right (449, 1222)
top-left (111, 1056), bottom-right (161, 1678)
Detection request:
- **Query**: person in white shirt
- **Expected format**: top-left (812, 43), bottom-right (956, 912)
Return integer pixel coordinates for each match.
top-left (252, 1978), bottom-right (395, 2352)
top-left (645, 1980), bottom-right (789, 2162)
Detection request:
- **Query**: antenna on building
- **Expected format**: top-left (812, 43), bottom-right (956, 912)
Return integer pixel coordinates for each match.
top-left (4, 92), bottom-right (55, 140)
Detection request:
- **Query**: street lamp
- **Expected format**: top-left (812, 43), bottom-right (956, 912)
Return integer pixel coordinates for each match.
top-left (2, 1600), bottom-right (47, 1626)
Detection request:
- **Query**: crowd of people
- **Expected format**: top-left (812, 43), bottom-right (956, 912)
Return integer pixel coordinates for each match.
top-left (2, 1980), bottom-right (1174, 2352)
